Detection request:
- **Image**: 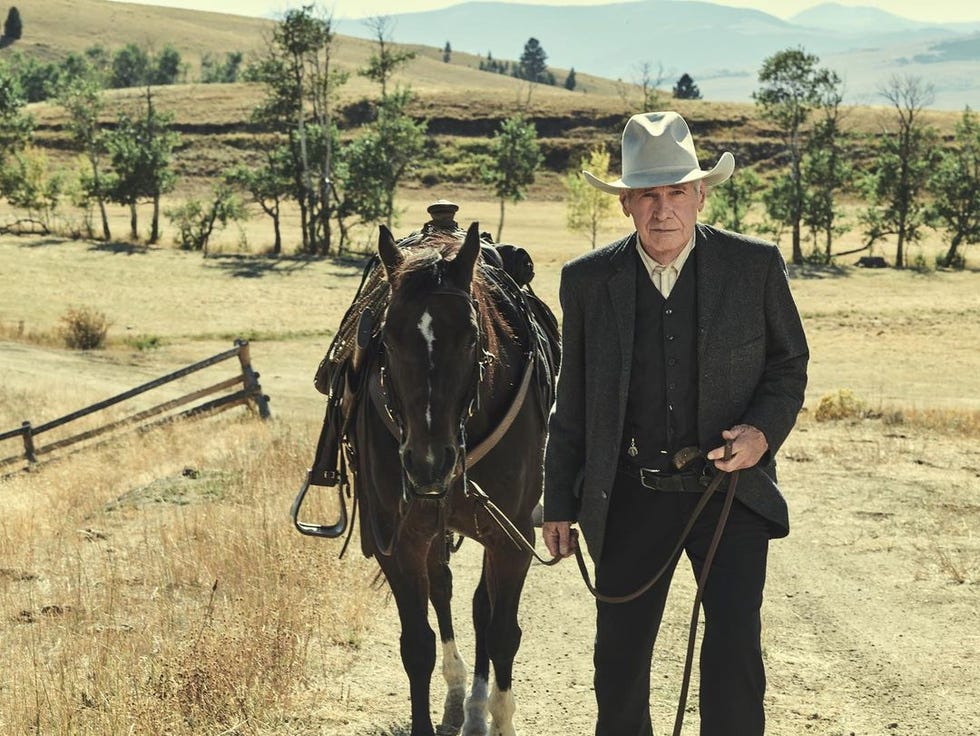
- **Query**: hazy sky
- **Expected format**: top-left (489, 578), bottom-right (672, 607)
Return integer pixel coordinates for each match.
top-left (111, 0), bottom-right (980, 24)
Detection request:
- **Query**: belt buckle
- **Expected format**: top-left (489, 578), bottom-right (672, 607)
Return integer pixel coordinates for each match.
top-left (639, 467), bottom-right (662, 491)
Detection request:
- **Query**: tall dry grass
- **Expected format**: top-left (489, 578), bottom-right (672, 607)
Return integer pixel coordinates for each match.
top-left (0, 405), bottom-right (377, 735)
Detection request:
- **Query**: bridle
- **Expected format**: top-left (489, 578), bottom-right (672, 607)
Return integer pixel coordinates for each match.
top-left (369, 283), bottom-right (493, 560)
top-left (377, 284), bottom-right (489, 504)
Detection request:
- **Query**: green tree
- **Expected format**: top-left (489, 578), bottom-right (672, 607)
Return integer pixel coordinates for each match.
top-left (149, 44), bottom-right (183, 86)
top-left (703, 167), bottom-right (763, 233)
top-left (0, 147), bottom-right (62, 228)
top-left (56, 63), bottom-right (113, 241)
top-left (801, 82), bottom-right (851, 261)
top-left (483, 113), bottom-right (542, 241)
top-left (201, 51), bottom-right (244, 84)
top-left (0, 65), bottom-right (32, 158)
top-left (4, 7), bottom-right (22, 40)
top-left (565, 146), bottom-right (616, 248)
top-left (105, 86), bottom-right (179, 242)
top-left (928, 106), bottom-right (980, 268)
top-left (165, 183), bottom-right (247, 253)
top-left (249, 6), bottom-right (345, 254)
top-left (515, 37), bottom-right (554, 85)
top-left (339, 88), bottom-right (426, 232)
top-left (224, 146), bottom-right (292, 254)
top-left (359, 16), bottom-right (415, 99)
top-left (109, 44), bottom-right (181, 89)
top-left (442, 42), bottom-right (451, 63)
top-left (4, 53), bottom-right (61, 102)
top-left (564, 67), bottom-right (577, 91)
top-left (343, 19), bottom-right (426, 235)
top-left (672, 73), bottom-right (702, 100)
top-left (860, 75), bottom-right (937, 269)
top-left (110, 44), bottom-right (150, 88)
top-left (753, 47), bottom-right (840, 265)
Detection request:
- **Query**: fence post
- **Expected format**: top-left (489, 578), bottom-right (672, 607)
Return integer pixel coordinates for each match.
top-left (235, 339), bottom-right (271, 419)
top-left (21, 421), bottom-right (36, 464)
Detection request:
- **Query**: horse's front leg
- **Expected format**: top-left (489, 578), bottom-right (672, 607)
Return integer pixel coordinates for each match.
top-left (463, 543), bottom-right (530, 736)
top-left (379, 534), bottom-right (439, 736)
top-left (428, 536), bottom-right (467, 735)
top-left (484, 542), bottom-right (532, 736)
top-left (463, 560), bottom-right (491, 736)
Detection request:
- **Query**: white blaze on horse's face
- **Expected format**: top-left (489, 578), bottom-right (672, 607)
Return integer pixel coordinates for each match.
top-left (418, 309), bottom-right (436, 430)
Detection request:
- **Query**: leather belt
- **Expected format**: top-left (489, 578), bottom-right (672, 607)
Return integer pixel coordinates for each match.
top-left (619, 464), bottom-right (713, 492)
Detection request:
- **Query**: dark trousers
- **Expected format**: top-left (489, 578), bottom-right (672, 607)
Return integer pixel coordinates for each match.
top-left (594, 470), bottom-right (770, 736)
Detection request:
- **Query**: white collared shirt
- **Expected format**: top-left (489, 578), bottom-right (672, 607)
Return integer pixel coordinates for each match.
top-left (634, 234), bottom-right (696, 298)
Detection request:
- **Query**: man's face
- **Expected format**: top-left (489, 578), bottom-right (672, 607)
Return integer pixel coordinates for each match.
top-left (620, 181), bottom-right (705, 261)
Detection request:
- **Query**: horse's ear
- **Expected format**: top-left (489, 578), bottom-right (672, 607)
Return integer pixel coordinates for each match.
top-left (378, 224), bottom-right (403, 280)
top-left (450, 221), bottom-right (481, 290)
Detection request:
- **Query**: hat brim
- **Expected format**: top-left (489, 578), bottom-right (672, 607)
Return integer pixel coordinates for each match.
top-left (583, 151), bottom-right (735, 194)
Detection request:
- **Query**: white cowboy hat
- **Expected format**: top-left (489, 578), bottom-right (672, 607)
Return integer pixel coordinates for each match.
top-left (583, 111), bottom-right (734, 194)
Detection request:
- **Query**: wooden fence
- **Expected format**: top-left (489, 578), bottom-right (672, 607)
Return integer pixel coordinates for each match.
top-left (0, 339), bottom-right (270, 477)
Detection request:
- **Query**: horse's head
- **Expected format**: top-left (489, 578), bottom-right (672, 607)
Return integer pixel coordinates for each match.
top-left (377, 221), bottom-right (484, 498)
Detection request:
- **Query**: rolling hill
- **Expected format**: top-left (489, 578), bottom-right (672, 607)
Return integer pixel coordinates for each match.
top-left (334, 0), bottom-right (980, 110)
top-left (8, 0), bottom-right (965, 196)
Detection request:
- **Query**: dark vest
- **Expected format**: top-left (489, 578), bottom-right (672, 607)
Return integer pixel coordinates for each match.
top-left (621, 248), bottom-right (699, 472)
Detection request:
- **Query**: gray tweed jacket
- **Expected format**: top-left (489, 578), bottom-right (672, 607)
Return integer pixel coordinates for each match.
top-left (543, 223), bottom-right (809, 561)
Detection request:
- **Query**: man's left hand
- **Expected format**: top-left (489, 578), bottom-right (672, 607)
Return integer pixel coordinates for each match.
top-left (706, 424), bottom-right (768, 472)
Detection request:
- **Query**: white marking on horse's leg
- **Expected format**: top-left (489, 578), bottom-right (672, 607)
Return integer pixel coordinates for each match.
top-left (461, 674), bottom-right (489, 736)
top-left (418, 309), bottom-right (435, 428)
top-left (443, 639), bottom-right (468, 691)
top-left (441, 640), bottom-right (468, 731)
top-left (488, 682), bottom-right (516, 736)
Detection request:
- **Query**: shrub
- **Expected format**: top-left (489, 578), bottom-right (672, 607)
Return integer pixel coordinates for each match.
top-left (814, 389), bottom-right (867, 421)
top-left (60, 306), bottom-right (110, 350)
top-left (165, 185), bottom-right (246, 252)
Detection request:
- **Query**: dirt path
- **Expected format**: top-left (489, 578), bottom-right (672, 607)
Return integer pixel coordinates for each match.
top-left (307, 421), bottom-right (980, 736)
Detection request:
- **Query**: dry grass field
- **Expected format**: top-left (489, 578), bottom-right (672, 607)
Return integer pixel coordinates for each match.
top-left (1, 0), bottom-right (978, 732)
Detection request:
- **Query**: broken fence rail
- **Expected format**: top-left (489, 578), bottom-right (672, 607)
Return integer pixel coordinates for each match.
top-left (0, 338), bottom-right (270, 475)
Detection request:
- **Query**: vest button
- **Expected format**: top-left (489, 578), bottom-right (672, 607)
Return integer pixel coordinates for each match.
top-left (665, 308), bottom-right (674, 316)
top-left (667, 335), bottom-right (676, 341)
top-left (668, 382), bottom-right (676, 390)
top-left (667, 357), bottom-right (677, 366)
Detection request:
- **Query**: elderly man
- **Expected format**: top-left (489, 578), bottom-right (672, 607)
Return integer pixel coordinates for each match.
top-left (542, 111), bottom-right (808, 736)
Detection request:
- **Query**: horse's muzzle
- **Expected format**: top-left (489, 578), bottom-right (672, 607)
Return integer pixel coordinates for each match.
top-left (401, 444), bottom-right (458, 498)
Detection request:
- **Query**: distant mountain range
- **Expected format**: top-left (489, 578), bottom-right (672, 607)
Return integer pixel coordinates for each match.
top-left (335, 0), bottom-right (980, 110)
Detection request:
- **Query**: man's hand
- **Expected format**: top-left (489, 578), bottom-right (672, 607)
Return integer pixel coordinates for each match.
top-left (706, 424), bottom-right (768, 472)
top-left (542, 520), bottom-right (577, 559)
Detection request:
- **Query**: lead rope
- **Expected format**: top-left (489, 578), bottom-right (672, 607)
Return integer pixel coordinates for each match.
top-left (671, 468), bottom-right (738, 736)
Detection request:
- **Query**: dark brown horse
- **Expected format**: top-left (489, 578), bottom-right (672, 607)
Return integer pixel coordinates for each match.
top-left (348, 222), bottom-right (555, 736)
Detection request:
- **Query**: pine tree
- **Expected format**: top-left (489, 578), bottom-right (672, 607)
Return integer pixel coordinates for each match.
top-left (673, 73), bottom-right (702, 100)
top-left (442, 42), bottom-right (451, 63)
top-left (515, 38), bottom-right (551, 84)
top-left (4, 7), bottom-right (23, 40)
top-left (564, 67), bottom-right (577, 91)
